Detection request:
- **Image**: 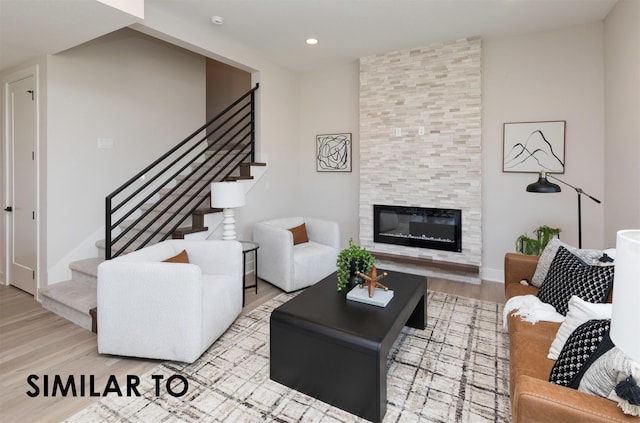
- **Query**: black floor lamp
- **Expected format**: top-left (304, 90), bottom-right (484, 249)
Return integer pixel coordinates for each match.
top-left (526, 171), bottom-right (601, 248)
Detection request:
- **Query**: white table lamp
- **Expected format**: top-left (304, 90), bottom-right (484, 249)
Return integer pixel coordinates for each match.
top-left (610, 229), bottom-right (640, 364)
top-left (211, 181), bottom-right (246, 240)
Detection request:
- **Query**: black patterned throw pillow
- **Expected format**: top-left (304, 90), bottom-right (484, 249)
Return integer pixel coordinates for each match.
top-left (549, 319), bottom-right (611, 387)
top-left (538, 246), bottom-right (614, 315)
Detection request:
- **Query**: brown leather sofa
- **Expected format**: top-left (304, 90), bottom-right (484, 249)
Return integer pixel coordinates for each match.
top-left (504, 253), bottom-right (635, 423)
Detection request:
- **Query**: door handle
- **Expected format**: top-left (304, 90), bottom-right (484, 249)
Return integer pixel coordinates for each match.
top-left (4, 206), bottom-right (12, 212)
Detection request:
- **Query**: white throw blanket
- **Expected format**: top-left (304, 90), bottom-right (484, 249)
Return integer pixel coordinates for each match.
top-left (503, 295), bottom-right (565, 331)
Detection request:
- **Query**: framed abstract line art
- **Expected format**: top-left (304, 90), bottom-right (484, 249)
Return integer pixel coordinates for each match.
top-left (503, 121), bottom-right (566, 173)
top-left (316, 133), bottom-right (352, 172)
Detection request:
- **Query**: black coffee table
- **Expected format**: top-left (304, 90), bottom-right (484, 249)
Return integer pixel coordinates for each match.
top-left (270, 270), bottom-right (426, 422)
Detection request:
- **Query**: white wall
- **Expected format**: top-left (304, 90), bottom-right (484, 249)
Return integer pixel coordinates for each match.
top-left (604, 0), bottom-right (640, 244)
top-left (482, 23), bottom-right (607, 281)
top-left (294, 23), bottom-right (614, 282)
top-left (230, 70), bottom-right (301, 242)
top-left (6, 4), bottom-right (630, 288)
top-left (46, 29), bottom-right (205, 273)
top-left (133, 5), bottom-right (303, 244)
top-left (297, 62), bottom-right (361, 248)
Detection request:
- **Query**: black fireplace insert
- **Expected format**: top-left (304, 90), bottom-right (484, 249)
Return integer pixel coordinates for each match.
top-left (373, 204), bottom-right (462, 252)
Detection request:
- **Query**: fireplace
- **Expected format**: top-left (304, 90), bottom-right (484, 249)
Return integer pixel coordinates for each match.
top-left (373, 204), bottom-right (462, 253)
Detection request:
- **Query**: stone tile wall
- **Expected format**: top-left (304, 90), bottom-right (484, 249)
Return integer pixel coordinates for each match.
top-left (359, 38), bottom-right (482, 271)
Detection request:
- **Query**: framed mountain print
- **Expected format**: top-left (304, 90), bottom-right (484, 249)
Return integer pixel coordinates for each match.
top-left (503, 121), bottom-right (565, 173)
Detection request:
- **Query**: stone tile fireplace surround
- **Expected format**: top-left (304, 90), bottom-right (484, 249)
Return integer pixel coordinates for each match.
top-left (359, 38), bottom-right (482, 283)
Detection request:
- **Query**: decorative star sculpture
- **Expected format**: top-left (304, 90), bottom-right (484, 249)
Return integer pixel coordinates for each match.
top-left (357, 266), bottom-right (389, 298)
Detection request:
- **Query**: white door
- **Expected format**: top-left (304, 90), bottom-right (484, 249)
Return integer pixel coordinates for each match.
top-left (6, 75), bottom-right (37, 295)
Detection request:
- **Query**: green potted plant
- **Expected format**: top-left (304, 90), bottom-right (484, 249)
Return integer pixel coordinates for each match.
top-left (336, 238), bottom-right (376, 291)
top-left (515, 225), bottom-right (561, 255)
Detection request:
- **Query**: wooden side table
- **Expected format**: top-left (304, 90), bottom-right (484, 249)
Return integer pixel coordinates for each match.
top-left (239, 241), bottom-right (259, 306)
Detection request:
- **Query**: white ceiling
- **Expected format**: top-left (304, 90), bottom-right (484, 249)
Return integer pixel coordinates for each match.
top-left (1, 0), bottom-right (618, 74)
top-left (0, 0), bottom-right (143, 72)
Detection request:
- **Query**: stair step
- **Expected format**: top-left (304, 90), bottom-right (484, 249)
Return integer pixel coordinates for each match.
top-left (97, 235), bottom-right (162, 258)
top-left (175, 164), bottom-right (231, 182)
top-left (171, 206), bottom-right (224, 238)
top-left (239, 162), bottom-right (266, 177)
top-left (193, 207), bottom-right (223, 215)
top-left (117, 161), bottom-right (260, 245)
top-left (159, 184), bottom-right (209, 197)
top-left (160, 192), bottom-right (209, 203)
top-left (172, 226), bottom-right (209, 239)
top-left (119, 207), bottom-right (193, 232)
top-left (123, 199), bottom-right (223, 233)
top-left (41, 280), bottom-right (96, 331)
top-left (69, 257), bottom-right (103, 284)
top-left (140, 196), bottom-right (208, 215)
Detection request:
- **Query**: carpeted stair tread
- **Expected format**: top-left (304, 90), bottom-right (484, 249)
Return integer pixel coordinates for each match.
top-left (69, 257), bottom-right (103, 280)
top-left (159, 184), bottom-right (209, 197)
top-left (96, 237), bottom-right (145, 253)
top-left (119, 215), bottom-right (182, 232)
top-left (175, 166), bottom-right (230, 182)
top-left (140, 197), bottom-right (208, 214)
top-left (40, 280), bottom-right (96, 331)
top-left (96, 236), bottom-right (164, 258)
top-left (41, 280), bottom-right (97, 311)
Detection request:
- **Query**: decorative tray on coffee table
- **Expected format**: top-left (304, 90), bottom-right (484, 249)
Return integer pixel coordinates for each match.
top-left (346, 286), bottom-right (394, 307)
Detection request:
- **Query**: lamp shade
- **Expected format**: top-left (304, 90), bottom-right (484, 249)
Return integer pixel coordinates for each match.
top-left (211, 182), bottom-right (246, 209)
top-left (610, 229), bottom-right (640, 363)
top-left (526, 171), bottom-right (561, 193)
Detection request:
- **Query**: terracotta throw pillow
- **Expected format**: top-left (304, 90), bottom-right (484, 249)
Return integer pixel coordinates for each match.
top-left (162, 249), bottom-right (190, 263)
top-left (289, 223), bottom-right (309, 245)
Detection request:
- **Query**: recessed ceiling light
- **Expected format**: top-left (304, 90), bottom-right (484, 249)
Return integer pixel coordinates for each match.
top-left (306, 38), bottom-right (318, 45)
top-left (211, 16), bottom-right (224, 25)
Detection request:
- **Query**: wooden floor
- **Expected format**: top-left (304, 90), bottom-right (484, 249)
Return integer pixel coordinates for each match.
top-left (0, 276), bottom-right (504, 423)
top-left (427, 277), bottom-right (505, 304)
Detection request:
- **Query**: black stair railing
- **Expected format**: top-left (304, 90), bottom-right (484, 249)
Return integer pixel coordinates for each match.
top-left (105, 84), bottom-right (259, 259)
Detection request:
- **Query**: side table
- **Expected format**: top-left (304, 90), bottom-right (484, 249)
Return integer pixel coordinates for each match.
top-left (239, 241), bottom-right (259, 306)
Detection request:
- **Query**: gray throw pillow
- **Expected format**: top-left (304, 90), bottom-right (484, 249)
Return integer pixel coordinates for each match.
top-left (531, 238), bottom-right (612, 288)
top-left (579, 346), bottom-right (635, 397)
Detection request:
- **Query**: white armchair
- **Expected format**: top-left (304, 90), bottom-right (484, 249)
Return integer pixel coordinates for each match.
top-left (97, 240), bottom-right (242, 363)
top-left (253, 217), bottom-right (340, 292)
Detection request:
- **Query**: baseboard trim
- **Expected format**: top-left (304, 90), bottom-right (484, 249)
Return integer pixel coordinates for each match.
top-left (481, 267), bottom-right (504, 284)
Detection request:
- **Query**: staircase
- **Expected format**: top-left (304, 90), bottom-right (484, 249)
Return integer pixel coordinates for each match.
top-left (40, 163), bottom-right (266, 331)
top-left (40, 85), bottom-right (265, 330)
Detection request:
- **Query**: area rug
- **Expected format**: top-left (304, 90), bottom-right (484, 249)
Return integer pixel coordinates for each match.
top-left (67, 291), bottom-right (510, 422)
